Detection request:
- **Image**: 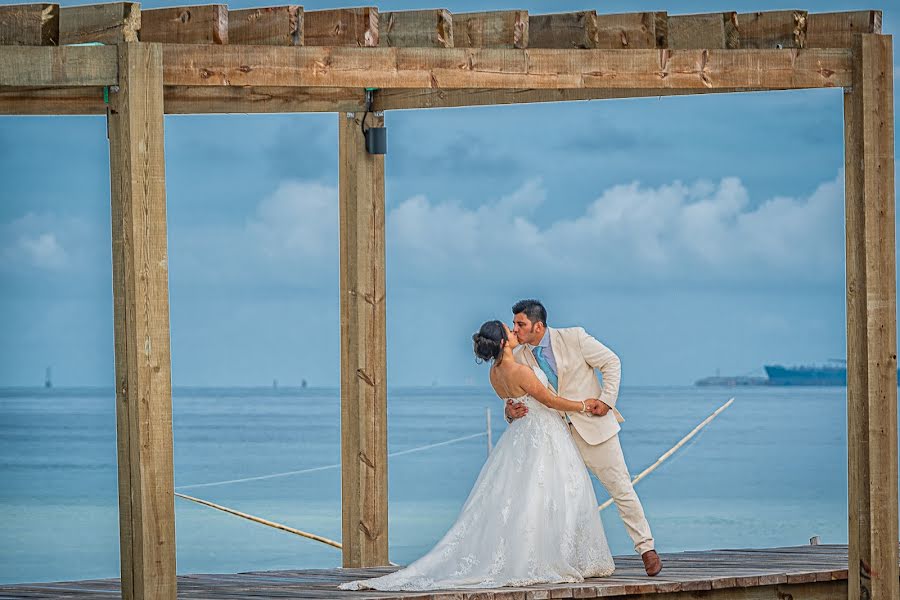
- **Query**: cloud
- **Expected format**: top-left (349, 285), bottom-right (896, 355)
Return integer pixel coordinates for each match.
top-left (0, 212), bottom-right (98, 273)
top-left (168, 180), bottom-right (339, 289)
top-left (387, 172), bottom-right (846, 288)
top-left (5, 172), bottom-right (848, 293)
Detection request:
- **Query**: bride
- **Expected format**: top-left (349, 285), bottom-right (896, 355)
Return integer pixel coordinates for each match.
top-left (339, 320), bottom-right (615, 591)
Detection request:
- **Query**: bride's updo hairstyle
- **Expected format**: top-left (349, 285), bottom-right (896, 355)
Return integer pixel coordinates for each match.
top-left (473, 320), bottom-right (506, 363)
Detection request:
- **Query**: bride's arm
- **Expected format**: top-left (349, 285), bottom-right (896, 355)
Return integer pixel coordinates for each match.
top-left (517, 366), bottom-right (596, 414)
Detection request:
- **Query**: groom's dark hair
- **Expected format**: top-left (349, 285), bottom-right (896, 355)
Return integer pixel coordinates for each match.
top-left (512, 299), bottom-right (547, 326)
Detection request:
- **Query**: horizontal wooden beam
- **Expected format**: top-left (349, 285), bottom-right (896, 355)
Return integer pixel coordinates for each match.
top-left (0, 3), bottom-right (58, 45)
top-left (0, 45), bottom-right (117, 87)
top-left (0, 85), bottom-right (367, 114)
top-left (373, 87), bottom-right (769, 111)
top-left (158, 46), bottom-right (852, 90)
top-left (60, 2), bottom-right (139, 45)
top-left (0, 84), bottom-right (792, 115)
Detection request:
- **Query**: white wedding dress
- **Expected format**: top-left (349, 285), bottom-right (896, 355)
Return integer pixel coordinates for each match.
top-left (339, 367), bottom-right (615, 591)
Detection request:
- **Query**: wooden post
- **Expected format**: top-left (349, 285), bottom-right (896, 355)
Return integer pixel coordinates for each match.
top-left (844, 33), bottom-right (898, 600)
top-left (339, 110), bottom-right (388, 568)
top-left (108, 42), bottom-right (177, 600)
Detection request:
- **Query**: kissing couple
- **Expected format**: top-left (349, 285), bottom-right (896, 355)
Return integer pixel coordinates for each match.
top-left (341, 299), bottom-right (661, 591)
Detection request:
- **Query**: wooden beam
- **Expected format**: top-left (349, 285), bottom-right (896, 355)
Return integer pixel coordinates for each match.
top-left (140, 5), bottom-right (227, 44)
top-left (228, 6), bottom-right (302, 46)
top-left (453, 10), bottom-right (527, 49)
top-left (339, 111), bottom-right (388, 568)
top-left (60, 2), bottom-right (139, 45)
top-left (0, 86), bottom-right (105, 114)
top-left (163, 85), bottom-right (364, 113)
top-left (0, 3), bottom-right (58, 45)
top-left (668, 12), bottom-right (739, 50)
top-left (594, 12), bottom-right (665, 49)
top-left (375, 87), bottom-right (761, 111)
top-left (0, 85), bottom-right (366, 114)
top-left (529, 11), bottom-right (598, 49)
top-left (0, 45), bottom-right (117, 86)
top-left (807, 11), bottom-right (882, 49)
top-left (0, 85), bottom-right (771, 115)
top-left (378, 9), bottom-right (452, 48)
top-left (158, 46), bottom-right (852, 90)
top-left (844, 33), bottom-right (899, 600)
top-left (304, 7), bottom-right (377, 47)
top-left (736, 10), bottom-right (807, 49)
top-left (107, 42), bottom-right (176, 600)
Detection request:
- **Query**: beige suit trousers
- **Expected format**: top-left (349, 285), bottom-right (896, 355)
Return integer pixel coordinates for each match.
top-left (570, 424), bottom-right (655, 555)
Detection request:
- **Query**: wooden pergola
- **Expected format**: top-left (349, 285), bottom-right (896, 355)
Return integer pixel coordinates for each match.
top-left (0, 4), bottom-right (896, 600)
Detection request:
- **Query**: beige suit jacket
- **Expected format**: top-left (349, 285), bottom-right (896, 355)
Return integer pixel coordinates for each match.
top-left (514, 326), bottom-right (624, 445)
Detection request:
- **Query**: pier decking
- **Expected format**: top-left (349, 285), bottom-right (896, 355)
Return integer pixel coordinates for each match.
top-left (0, 545), bottom-right (867, 599)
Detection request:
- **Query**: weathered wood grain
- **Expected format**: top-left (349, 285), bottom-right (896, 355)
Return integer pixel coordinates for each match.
top-left (807, 10), bottom-right (882, 49)
top-left (0, 546), bottom-right (876, 599)
top-left (304, 7), bottom-right (378, 47)
top-left (594, 12), bottom-right (664, 49)
top-left (379, 9), bottom-right (452, 48)
top-left (0, 45), bottom-right (117, 86)
top-left (141, 5), bottom-right (228, 44)
top-left (0, 3), bottom-right (58, 45)
top-left (844, 32), bottom-right (899, 600)
top-left (668, 12), bottom-right (739, 49)
top-left (157, 46), bottom-right (852, 90)
top-left (529, 11), bottom-right (598, 49)
top-left (60, 2), bottom-right (139, 44)
top-left (454, 11), bottom-right (527, 49)
top-left (736, 10), bottom-right (807, 49)
top-left (107, 41), bottom-right (177, 600)
top-left (339, 111), bottom-right (388, 568)
top-left (228, 5), bottom-right (302, 46)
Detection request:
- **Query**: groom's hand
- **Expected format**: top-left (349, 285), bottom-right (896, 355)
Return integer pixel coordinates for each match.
top-left (505, 399), bottom-right (528, 421)
top-left (588, 399), bottom-right (611, 417)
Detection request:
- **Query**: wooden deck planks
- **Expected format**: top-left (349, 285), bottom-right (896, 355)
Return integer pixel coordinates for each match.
top-left (0, 546), bottom-right (888, 599)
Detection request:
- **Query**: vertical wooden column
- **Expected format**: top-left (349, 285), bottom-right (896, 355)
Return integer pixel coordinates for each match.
top-left (338, 111), bottom-right (388, 568)
top-left (108, 42), bottom-right (177, 600)
top-left (844, 33), bottom-right (898, 600)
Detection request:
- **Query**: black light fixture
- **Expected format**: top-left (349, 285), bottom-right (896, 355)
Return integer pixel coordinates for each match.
top-left (361, 88), bottom-right (387, 155)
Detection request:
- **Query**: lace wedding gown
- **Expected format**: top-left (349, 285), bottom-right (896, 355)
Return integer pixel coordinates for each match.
top-left (339, 367), bottom-right (615, 591)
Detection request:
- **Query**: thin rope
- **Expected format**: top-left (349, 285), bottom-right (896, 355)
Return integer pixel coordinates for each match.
top-left (176, 431), bottom-right (488, 490)
top-left (175, 492), bottom-right (342, 549)
top-left (598, 397), bottom-right (735, 511)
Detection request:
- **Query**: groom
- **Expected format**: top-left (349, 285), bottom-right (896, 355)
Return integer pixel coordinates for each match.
top-left (506, 299), bottom-right (662, 577)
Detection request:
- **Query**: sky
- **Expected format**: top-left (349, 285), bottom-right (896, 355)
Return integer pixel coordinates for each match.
top-left (1, 0), bottom-right (897, 387)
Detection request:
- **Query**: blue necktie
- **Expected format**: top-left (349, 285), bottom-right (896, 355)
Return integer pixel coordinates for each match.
top-left (533, 346), bottom-right (559, 390)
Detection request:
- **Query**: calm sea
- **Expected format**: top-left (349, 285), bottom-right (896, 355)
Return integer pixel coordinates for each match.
top-left (0, 385), bottom-right (869, 584)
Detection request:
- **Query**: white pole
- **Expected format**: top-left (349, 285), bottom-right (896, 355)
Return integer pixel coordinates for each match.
top-left (486, 407), bottom-right (493, 455)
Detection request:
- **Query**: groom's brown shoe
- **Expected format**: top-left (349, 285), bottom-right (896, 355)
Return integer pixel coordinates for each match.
top-left (641, 550), bottom-right (662, 577)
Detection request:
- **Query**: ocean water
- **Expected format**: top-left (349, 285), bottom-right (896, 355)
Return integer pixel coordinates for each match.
top-left (0, 385), bottom-right (868, 584)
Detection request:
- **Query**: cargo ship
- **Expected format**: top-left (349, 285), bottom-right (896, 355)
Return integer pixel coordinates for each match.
top-left (697, 360), bottom-right (900, 386)
top-left (756, 359), bottom-right (900, 386)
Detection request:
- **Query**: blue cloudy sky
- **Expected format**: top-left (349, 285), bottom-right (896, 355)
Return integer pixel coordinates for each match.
top-left (1, 0), bottom-right (897, 387)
